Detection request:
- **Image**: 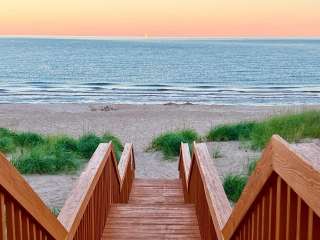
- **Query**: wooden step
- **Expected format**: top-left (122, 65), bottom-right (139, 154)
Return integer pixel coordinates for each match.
top-left (129, 178), bottom-right (185, 204)
top-left (102, 178), bottom-right (201, 239)
top-left (102, 204), bottom-right (201, 239)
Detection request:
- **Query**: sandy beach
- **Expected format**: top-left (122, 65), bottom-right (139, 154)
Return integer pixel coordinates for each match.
top-left (1, 103), bottom-right (319, 208)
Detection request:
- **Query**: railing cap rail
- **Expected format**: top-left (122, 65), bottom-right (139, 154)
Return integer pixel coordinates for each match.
top-left (58, 141), bottom-right (134, 239)
top-left (223, 135), bottom-right (320, 239)
top-left (0, 152), bottom-right (67, 239)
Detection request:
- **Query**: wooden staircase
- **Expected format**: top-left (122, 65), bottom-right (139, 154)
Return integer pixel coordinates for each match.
top-left (102, 179), bottom-right (201, 239)
top-left (1, 136), bottom-right (320, 239)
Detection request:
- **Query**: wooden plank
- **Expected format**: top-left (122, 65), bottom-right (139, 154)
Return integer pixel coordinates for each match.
top-left (0, 153), bottom-right (66, 240)
top-left (275, 176), bottom-right (287, 240)
top-left (194, 143), bottom-right (231, 234)
top-left (103, 203), bottom-right (201, 239)
top-left (179, 143), bottom-right (192, 189)
top-left (118, 143), bottom-right (134, 188)
top-left (307, 208), bottom-right (313, 240)
top-left (272, 136), bottom-right (320, 217)
top-left (58, 143), bottom-right (116, 237)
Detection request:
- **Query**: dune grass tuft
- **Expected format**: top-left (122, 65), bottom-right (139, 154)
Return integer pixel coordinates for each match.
top-left (102, 133), bottom-right (124, 160)
top-left (0, 137), bottom-right (16, 153)
top-left (208, 111), bottom-right (320, 150)
top-left (223, 174), bottom-right (248, 203)
top-left (11, 145), bottom-right (80, 174)
top-left (0, 128), bottom-right (123, 174)
top-left (15, 132), bottom-right (45, 147)
top-left (77, 133), bottom-right (102, 159)
top-left (150, 129), bottom-right (199, 159)
top-left (223, 158), bottom-right (259, 203)
top-left (208, 122), bottom-right (257, 141)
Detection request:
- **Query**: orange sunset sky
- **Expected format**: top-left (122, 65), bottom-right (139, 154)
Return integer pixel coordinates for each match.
top-left (1, 0), bottom-right (320, 37)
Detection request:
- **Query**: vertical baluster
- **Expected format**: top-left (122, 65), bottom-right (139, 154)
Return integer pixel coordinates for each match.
top-left (21, 212), bottom-right (29, 240)
top-left (299, 200), bottom-right (309, 239)
top-left (276, 176), bottom-right (287, 240)
top-left (296, 197), bottom-right (302, 240)
top-left (6, 199), bottom-right (16, 240)
top-left (312, 214), bottom-right (320, 240)
top-left (0, 192), bottom-right (4, 240)
top-left (270, 177), bottom-right (277, 240)
top-left (307, 208), bottom-right (313, 240)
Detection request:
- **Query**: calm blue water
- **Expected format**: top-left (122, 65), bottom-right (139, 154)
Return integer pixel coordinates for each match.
top-left (0, 38), bottom-right (320, 105)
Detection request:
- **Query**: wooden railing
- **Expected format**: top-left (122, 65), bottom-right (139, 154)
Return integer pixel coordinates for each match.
top-left (0, 152), bottom-right (67, 240)
top-left (178, 143), bottom-right (232, 240)
top-left (58, 142), bottom-right (135, 240)
top-left (179, 135), bottom-right (320, 240)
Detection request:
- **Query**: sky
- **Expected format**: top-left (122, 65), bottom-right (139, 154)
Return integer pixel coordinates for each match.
top-left (1, 0), bottom-right (320, 37)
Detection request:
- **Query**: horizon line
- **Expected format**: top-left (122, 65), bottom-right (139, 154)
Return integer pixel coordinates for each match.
top-left (0, 35), bottom-right (320, 41)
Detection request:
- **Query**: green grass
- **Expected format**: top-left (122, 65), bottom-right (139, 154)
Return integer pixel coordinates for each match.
top-left (0, 137), bottom-right (15, 153)
top-left (102, 133), bottom-right (124, 160)
top-left (0, 128), bottom-right (123, 174)
top-left (150, 129), bottom-right (199, 159)
top-left (223, 158), bottom-right (259, 203)
top-left (223, 175), bottom-right (248, 203)
top-left (207, 111), bottom-right (320, 150)
top-left (77, 133), bottom-right (123, 160)
top-left (77, 133), bottom-right (102, 159)
top-left (208, 122), bottom-right (257, 141)
top-left (14, 132), bottom-right (45, 147)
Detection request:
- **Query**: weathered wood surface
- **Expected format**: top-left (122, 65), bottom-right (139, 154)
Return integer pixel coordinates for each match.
top-left (102, 178), bottom-right (201, 239)
top-left (0, 152), bottom-right (67, 240)
top-left (179, 142), bottom-right (231, 240)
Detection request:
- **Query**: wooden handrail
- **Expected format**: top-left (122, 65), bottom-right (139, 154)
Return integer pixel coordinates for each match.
top-left (0, 152), bottom-right (67, 240)
top-left (58, 142), bottom-right (135, 240)
top-left (179, 136), bottom-right (320, 240)
top-left (178, 142), bottom-right (232, 240)
top-left (222, 135), bottom-right (320, 239)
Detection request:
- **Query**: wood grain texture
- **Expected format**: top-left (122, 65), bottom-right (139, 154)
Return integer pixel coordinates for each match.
top-left (272, 136), bottom-right (320, 217)
top-left (58, 142), bottom-right (135, 240)
top-left (223, 135), bottom-right (320, 240)
top-left (0, 152), bottom-right (66, 240)
top-left (179, 142), bottom-right (231, 240)
top-left (103, 179), bottom-right (201, 239)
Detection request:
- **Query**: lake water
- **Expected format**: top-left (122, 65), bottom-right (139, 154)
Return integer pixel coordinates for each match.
top-left (0, 38), bottom-right (319, 105)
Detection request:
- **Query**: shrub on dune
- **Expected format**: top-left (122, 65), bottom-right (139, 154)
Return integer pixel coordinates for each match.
top-left (12, 145), bottom-right (79, 174)
top-left (0, 137), bottom-right (16, 153)
top-left (77, 133), bottom-right (102, 159)
top-left (223, 174), bottom-right (248, 203)
top-left (207, 122), bottom-right (257, 141)
top-left (207, 111), bottom-right (320, 150)
top-left (150, 129), bottom-right (199, 159)
top-left (102, 133), bottom-right (123, 161)
top-left (15, 132), bottom-right (45, 147)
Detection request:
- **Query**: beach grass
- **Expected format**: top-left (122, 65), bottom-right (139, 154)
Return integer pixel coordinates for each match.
top-left (223, 158), bottom-right (258, 203)
top-left (0, 128), bottom-right (123, 174)
top-left (150, 129), bottom-right (199, 159)
top-left (207, 110), bottom-right (320, 150)
top-left (223, 174), bottom-right (248, 203)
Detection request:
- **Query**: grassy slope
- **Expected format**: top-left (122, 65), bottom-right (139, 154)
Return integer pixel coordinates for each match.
top-left (150, 129), bottom-right (199, 159)
top-left (0, 128), bottom-right (123, 174)
top-left (207, 110), bottom-right (320, 150)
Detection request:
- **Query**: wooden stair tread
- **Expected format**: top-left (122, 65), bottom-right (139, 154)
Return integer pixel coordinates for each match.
top-left (102, 179), bottom-right (201, 239)
top-left (129, 178), bottom-right (185, 204)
